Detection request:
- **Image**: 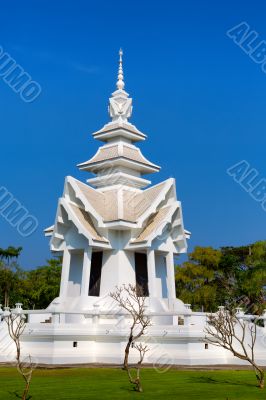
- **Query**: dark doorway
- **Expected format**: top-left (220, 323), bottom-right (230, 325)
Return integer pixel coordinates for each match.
top-left (89, 251), bottom-right (103, 296)
top-left (135, 252), bottom-right (149, 296)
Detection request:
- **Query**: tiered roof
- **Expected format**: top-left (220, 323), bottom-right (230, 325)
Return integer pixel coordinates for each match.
top-left (78, 143), bottom-right (160, 174)
top-left (74, 177), bottom-right (169, 223)
top-left (92, 121), bottom-right (146, 142)
top-left (46, 176), bottom-right (189, 252)
top-left (45, 50), bottom-right (189, 254)
top-left (77, 49), bottom-right (160, 189)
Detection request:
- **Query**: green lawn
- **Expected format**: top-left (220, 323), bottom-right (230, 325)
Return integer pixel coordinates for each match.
top-left (0, 367), bottom-right (265, 400)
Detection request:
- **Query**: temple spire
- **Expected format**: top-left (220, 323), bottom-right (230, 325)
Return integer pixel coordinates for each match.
top-left (78, 49), bottom-right (160, 189)
top-left (116, 48), bottom-right (125, 90)
top-left (108, 49), bottom-right (132, 122)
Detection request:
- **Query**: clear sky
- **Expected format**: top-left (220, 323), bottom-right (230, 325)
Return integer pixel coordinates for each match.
top-left (0, 0), bottom-right (266, 268)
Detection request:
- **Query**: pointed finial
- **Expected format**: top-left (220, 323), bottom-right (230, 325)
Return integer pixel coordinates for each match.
top-left (116, 48), bottom-right (125, 90)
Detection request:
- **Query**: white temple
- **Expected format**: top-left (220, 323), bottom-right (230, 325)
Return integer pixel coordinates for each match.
top-left (44, 49), bottom-right (189, 317)
top-left (1, 51), bottom-right (266, 366)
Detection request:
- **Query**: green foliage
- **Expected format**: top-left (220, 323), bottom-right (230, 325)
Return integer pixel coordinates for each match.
top-left (0, 246), bottom-right (23, 307)
top-left (175, 247), bottom-right (222, 311)
top-left (190, 246), bottom-right (222, 269)
top-left (16, 257), bottom-right (62, 309)
top-left (0, 246), bottom-right (22, 263)
top-left (176, 241), bottom-right (266, 313)
top-left (0, 255), bottom-right (62, 310)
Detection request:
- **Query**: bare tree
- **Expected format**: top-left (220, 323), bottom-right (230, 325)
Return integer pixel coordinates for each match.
top-left (110, 284), bottom-right (151, 392)
top-left (205, 307), bottom-right (264, 389)
top-left (2, 306), bottom-right (34, 400)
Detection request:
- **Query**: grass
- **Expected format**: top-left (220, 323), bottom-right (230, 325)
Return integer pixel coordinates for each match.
top-left (0, 367), bottom-right (265, 399)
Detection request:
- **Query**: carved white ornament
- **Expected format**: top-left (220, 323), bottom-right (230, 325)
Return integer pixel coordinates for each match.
top-left (109, 94), bottom-right (132, 121)
top-left (108, 49), bottom-right (133, 122)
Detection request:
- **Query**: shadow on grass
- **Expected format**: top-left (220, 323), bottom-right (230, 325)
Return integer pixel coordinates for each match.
top-left (8, 391), bottom-right (32, 400)
top-left (189, 376), bottom-right (254, 388)
top-left (119, 385), bottom-right (138, 393)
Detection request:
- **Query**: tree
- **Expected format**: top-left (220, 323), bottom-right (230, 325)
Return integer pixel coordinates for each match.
top-left (17, 257), bottom-right (62, 310)
top-left (110, 284), bottom-right (151, 392)
top-left (175, 242), bottom-right (266, 313)
top-left (205, 307), bottom-right (264, 389)
top-left (1, 305), bottom-right (34, 400)
top-left (175, 246), bottom-right (222, 311)
top-left (0, 246), bottom-right (22, 307)
top-left (0, 256), bottom-right (61, 310)
top-left (0, 266), bottom-right (24, 309)
top-left (237, 242), bottom-right (266, 314)
top-left (0, 246), bottom-right (23, 263)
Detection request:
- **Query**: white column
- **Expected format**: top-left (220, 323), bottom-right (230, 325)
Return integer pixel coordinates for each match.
top-left (59, 247), bottom-right (71, 298)
top-left (166, 252), bottom-right (176, 300)
top-left (147, 249), bottom-right (156, 298)
top-left (81, 246), bottom-right (92, 297)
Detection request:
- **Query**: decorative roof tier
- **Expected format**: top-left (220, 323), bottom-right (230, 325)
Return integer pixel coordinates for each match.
top-left (92, 121), bottom-right (146, 143)
top-left (68, 203), bottom-right (108, 243)
top-left (132, 205), bottom-right (173, 243)
top-left (77, 143), bottom-right (160, 173)
top-left (46, 175), bottom-right (188, 253)
top-left (72, 177), bottom-right (170, 223)
top-left (78, 49), bottom-right (160, 189)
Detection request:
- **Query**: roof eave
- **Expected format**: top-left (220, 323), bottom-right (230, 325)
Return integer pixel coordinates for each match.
top-left (78, 157), bottom-right (161, 174)
top-left (103, 219), bottom-right (137, 229)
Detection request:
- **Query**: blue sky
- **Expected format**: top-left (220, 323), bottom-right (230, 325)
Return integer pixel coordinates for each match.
top-left (0, 0), bottom-right (266, 268)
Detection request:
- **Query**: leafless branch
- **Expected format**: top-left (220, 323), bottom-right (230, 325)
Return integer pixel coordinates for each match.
top-left (205, 308), bottom-right (264, 389)
top-left (110, 284), bottom-right (151, 392)
top-left (4, 311), bottom-right (34, 400)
